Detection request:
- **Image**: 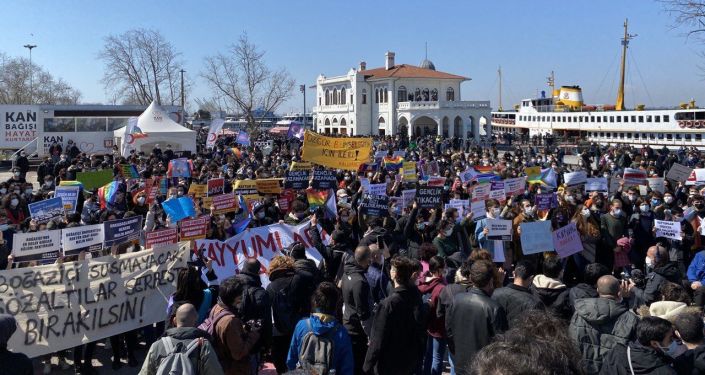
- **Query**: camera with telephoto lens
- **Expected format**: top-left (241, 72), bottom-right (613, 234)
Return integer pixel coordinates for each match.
top-left (620, 270), bottom-right (631, 281)
top-left (245, 319), bottom-right (262, 331)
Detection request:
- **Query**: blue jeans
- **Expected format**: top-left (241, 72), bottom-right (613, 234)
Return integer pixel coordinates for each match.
top-left (423, 336), bottom-right (447, 375)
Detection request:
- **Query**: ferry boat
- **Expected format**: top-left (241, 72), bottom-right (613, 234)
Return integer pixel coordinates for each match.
top-left (491, 20), bottom-right (705, 148)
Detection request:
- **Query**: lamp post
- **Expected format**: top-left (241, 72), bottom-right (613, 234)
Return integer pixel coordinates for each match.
top-left (299, 84), bottom-right (306, 130)
top-left (23, 44), bottom-right (37, 104)
top-left (180, 69), bottom-right (186, 126)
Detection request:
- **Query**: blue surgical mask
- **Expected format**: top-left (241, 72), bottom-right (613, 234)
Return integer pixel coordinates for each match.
top-left (651, 199), bottom-right (661, 206)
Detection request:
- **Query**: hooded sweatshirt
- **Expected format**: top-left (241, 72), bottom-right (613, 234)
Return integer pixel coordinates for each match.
top-left (599, 342), bottom-right (676, 375)
top-left (418, 275), bottom-right (447, 337)
top-left (530, 274), bottom-right (571, 320)
top-left (286, 314), bottom-right (354, 375)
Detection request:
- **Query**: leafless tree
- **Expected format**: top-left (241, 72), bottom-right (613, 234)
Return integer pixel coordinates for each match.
top-left (98, 28), bottom-right (187, 106)
top-left (0, 52), bottom-right (81, 104)
top-left (660, 0), bottom-right (705, 40)
top-left (201, 34), bottom-right (295, 135)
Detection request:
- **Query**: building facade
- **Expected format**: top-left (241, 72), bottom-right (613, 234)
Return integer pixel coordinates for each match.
top-left (313, 51), bottom-right (491, 140)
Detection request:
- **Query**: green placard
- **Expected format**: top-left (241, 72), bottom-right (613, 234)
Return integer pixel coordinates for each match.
top-left (76, 170), bottom-right (114, 190)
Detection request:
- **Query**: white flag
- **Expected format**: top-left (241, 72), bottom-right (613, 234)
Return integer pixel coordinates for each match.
top-left (206, 118), bottom-right (225, 150)
top-left (121, 117), bottom-right (138, 157)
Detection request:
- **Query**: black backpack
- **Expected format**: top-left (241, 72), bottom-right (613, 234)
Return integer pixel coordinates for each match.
top-left (272, 278), bottom-right (298, 335)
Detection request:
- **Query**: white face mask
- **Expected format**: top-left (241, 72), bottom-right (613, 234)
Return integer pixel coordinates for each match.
top-left (640, 205), bottom-right (650, 213)
top-left (664, 196), bottom-right (673, 204)
top-left (645, 257), bottom-right (654, 268)
top-left (10, 198), bottom-right (19, 207)
top-left (137, 197), bottom-right (146, 204)
top-left (612, 208), bottom-right (622, 217)
top-left (582, 208), bottom-right (591, 217)
top-left (524, 207), bottom-right (533, 216)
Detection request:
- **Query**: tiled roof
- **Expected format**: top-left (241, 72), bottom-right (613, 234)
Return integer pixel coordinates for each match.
top-left (360, 64), bottom-right (467, 80)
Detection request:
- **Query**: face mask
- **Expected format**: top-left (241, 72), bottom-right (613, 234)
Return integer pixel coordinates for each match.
top-left (565, 196), bottom-right (575, 204)
top-left (340, 215), bottom-right (349, 222)
top-left (645, 257), bottom-right (654, 269)
top-left (344, 176), bottom-right (351, 181)
top-left (0, 189), bottom-right (6, 195)
top-left (10, 199), bottom-right (19, 207)
top-left (137, 197), bottom-right (146, 204)
top-left (24, 189), bottom-right (32, 195)
top-left (492, 208), bottom-right (501, 218)
top-left (627, 194), bottom-right (637, 201)
top-left (640, 205), bottom-right (650, 213)
top-left (582, 208), bottom-right (591, 217)
top-left (524, 207), bottom-right (533, 216)
top-left (673, 216), bottom-right (683, 222)
top-left (651, 199), bottom-right (661, 206)
top-left (416, 222), bottom-right (426, 230)
top-left (13, 172), bottom-right (19, 177)
top-left (664, 196), bottom-right (673, 204)
top-left (612, 208), bottom-right (622, 217)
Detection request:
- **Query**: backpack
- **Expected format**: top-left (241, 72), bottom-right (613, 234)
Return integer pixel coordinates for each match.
top-left (298, 319), bottom-right (337, 375)
top-left (238, 284), bottom-right (260, 322)
top-left (272, 278), bottom-right (297, 335)
top-left (155, 337), bottom-right (203, 375)
top-left (197, 308), bottom-right (233, 337)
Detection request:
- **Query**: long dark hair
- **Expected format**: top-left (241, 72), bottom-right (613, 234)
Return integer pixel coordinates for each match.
top-left (173, 266), bottom-right (205, 308)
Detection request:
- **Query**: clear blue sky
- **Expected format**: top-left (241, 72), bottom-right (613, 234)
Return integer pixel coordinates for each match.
top-left (2, 1), bottom-right (703, 113)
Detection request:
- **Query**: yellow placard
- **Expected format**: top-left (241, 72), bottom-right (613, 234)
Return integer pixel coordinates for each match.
top-left (255, 178), bottom-right (283, 194)
top-left (301, 131), bottom-right (373, 171)
top-left (289, 161), bottom-right (313, 171)
top-left (402, 162), bottom-right (417, 182)
top-left (232, 179), bottom-right (260, 200)
top-left (188, 184), bottom-right (207, 198)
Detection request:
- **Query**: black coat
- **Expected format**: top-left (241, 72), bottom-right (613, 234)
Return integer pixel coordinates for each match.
top-left (341, 257), bottom-right (372, 337)
top-left (633, 262), bottom-right (682, 305)
top-left (363, 285), bottom-right (426, 375)
top-left (491, 284), bottom-right (544, 327)
top-left (569, 283), bottom-right (598, 307)
top-left (265, 267), bottom-right (298, 335)
top-left (234, 272), bottom-right (272, 351)
top-left (599, 342), bottom-right (676, 375)
top-left (446, 288), bottom-right (508, 374)
top-left (291, 258), bottom-right (322, 316)
top-left (0, 349), bottom-right (32, 375)
top-left (674, 345), bottom-right (705, 375)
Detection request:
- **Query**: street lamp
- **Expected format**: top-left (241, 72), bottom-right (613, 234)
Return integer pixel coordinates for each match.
top-left (180, 69), bottom-right (186, 126)
top-left (23, 44), bottom-right (37, 104)
top-left (299, 84), bottom-right (306, 129)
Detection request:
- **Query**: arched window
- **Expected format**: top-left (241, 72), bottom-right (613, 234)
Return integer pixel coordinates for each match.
top-left (375, 89), bottom-right (379, 103)
top-left (333, 89), bottom-right (338, 105)
top-left (325, 90), bottom-right (330, 105)
top-left (383, 88), bottom-right (388, 103)
top-left (362, 89), bottom-right (367, 104)
top-left (414, 88), bottom-right (421, 101)
top-left (341, 87), bottom-right (346, 104)
top-left (446, 87), bottom-right (455, 101)
top-left (431, 89), bottom-right (438, 101)
top-left (397, 86), bottom-right (407, 102)
top-left (324, 118), bottom-right (330, 126)
top-left (340, 118), bottom-right (347, 126)
top-left (422, 88), bottom-right (430, 101)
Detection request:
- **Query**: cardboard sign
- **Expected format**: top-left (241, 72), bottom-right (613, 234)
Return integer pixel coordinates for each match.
top-left (564, 171), bottom-right (587, 187)
top-left (188, 184), bottom-right (207, 198)
top-left (179, 215), bottom-right (210, 241)
top-left (520, 221), bottom-right (553, 254)
top-left (284, 170), bottom-right (311, 190)
top-left (504, 177), bottom-right (526, 196)
top-left (623, 168), bottom-right (647, 186)
top-left (368, 183), bottom-right (387, 196)
top-left (459, 168), bottom-right (477, 184)
top-left (666, 163), bottom-right (693, 182)
top-left (2, 246), bottom-right (187, 358)
top-left (145, 228), bottom-right (179, 249)
top-left (402, 162), bottom-right (417, 182)
top-left (207, 178), bottom-right (225, 197)
top-left (232, 179), bottom-right (260, 199)
top-left (103, 216), bottom-right (143, 248)
top-left (311, 170), bottom-right (338, 190)
top-left (487, 219), bottom-right (512, 241)
top-left (301, 131), bottom-right (372, 170)
top-left (61, 224), bottom-right (104, 256)
top-left (553, 222), bottom-right (583, 258)
top-left (535, 193), bottom-right (557, 210)
top-left (76, 170), bottom-right (114, 190)
top-left (255, 179), bottom-right (283, 194)
top-left (11, 230), bottom-right (62, 262)
top-left (585, 178), bottom-right (608, 193)
top-left (655, 219), bottom-right (682, 241)
top-left (211, 193), bottom-right (238, 214)
top-left (646, 177), bottom-right (666, 194)
top-left (416, 186), bottom-right (443, 208)
top-left (401, 189), bottom-right (416, 209)
top-left (471, 183), bottom-right (491, 202)
top-left (470, 200), bottom-right (486, 222)
top-left (54, 186), bottom-right (80, 214)
top-left (28, 197), bottom-right (65, 224)
top-left (360, 194), bottom-right (390, 217)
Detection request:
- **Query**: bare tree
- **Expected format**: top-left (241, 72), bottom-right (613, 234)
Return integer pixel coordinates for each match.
top-left (98, 28), bottom-right (187, 105)
top-left (0, 52), bottom-right (81, 104)
top-left (202, 34), bottom-right (295, 135)
top-left (660, 0), bottom-right (705, 40)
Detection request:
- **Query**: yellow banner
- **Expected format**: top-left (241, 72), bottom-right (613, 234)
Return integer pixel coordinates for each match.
top-left (289, 161), bottom-right (312, 171)
top-left (402, 162), bottom-right (417, 182)
top-left (188, 184), bottom-right (207, 198)
top-left (255, 178), bottom-right (283, 194)
top-left (301, 131), bottom-right (372, 171)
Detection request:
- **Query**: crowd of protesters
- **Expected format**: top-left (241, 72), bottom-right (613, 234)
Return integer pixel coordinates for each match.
top-left (3, 129), bottom-right (705, 375)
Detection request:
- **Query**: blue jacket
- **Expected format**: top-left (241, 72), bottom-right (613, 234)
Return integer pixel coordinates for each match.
top-left (687, 250), bottom-right (705, 284)
top-left (475, 218), bottom-right (491, 252)
top-left (287, 315), bottom-right (354, 375)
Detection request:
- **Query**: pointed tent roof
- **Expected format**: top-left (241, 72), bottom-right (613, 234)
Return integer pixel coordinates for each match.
top-left (132, 101), bottom-right (194, 133)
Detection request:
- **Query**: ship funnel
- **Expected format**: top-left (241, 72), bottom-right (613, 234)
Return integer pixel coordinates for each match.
top-left (557, 86), bottom-right (584, 109)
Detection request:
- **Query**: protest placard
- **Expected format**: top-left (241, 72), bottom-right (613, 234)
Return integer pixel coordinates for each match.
top-left (1, 245), bottom-right (187, 358)
top-left (416, 186), bottom-right (443, 208)
top-left (28, 197), bottom-right (65, 224)
top-left (447, 199), bottom-right (469, 221)
top-left (655, 219), bottom-right (682, 241)
top-left (535, 193), bottom-right (556, 210)
top-left (301, 131), bottom-right (372, 170)
top-left (487, 219), bottom-right (512, 241)
top-left (520, 221), bottom-right (554, 254)
top-left (471, 183), bottom-right (491, 202)
top-left (311, 170), bottom-right (338, 190)
top-left (666, 163), bottom-right (693, 182)
top-left (255, 179), bottom-right (283, 194)
top-left (103, 216), bottom-right (143, 248)
top-left (402, 162), bottom-right (417, 182)
top-left (232, 179), bottom-right (259, 199)
top-left (504, 177), bottom-right (526, 196)
top-left (687, 169), bottom-right (705, 186)
top-left (585, 178), bottom-right (608, 193)
top-left (211, 193), bottom-right (238, 214)
top-left (360, 194), bottom-right (390, 217)
top-left (168, 158), bottom-right (192, 178)
top-left (401, 189), bottom-right (416, 209)
top-left (427, 176), bottom-right (446, 187)
top-left (145, 228), bottom-right (179, 249)
top-left (289, 161), bottom-right (312, 171)
top-left (54, 186), bottom-right (80, 213)
top-left (470, 200), bottom-right (486, 221)
top-left (207, 178), bottom-right (225, 196)
top-left (564, 171), bottom-right (588, 187)
top-left (647, 177), bottom-right (666, 194)
top-left (459, 168), bottom-right (477, 184)
top-left (161, 197), bottom-right (196, 222)
top-left (368, 183), bottom-right (387, 196)
top-left (489, 187), bottom-right (506, 202)
top-left (284, 170), bottom-right (311, 190)
top-left (11, 230), bottom-right (62, 262)
top-left (623, 168), bottom-right (647, 186)
top-left (76, 170), bottom-right (113, 190)
top-left (553, 222), bottom-right (584, 258)
top-left (179, 215), bottom-right (210, 241)
top-left (61, 224), bottom-right (104, 256)
top-left (188, 183), bottom-right (207, 198)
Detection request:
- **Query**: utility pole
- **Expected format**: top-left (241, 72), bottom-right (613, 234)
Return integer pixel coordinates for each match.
top-left (616, 19), bottom-right (636, 111)
top-left (23, 44), bottom-right (37, 104)
top-left (498, 66), bottom-right (503, 112)
top-left (300, 84), bottom-right (306, 129)
top-left (180, 69), bottom-right (186, 126)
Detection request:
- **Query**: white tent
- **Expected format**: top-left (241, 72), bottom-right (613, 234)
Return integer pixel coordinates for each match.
top-left (113, 101), bottom-right (196, 154)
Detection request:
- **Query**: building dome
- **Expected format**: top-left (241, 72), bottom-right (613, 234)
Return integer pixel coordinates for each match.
top-left (419, 59), bottom-right (436, 70)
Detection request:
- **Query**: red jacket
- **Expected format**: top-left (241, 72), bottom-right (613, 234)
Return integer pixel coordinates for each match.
top-left (418, 275), bottom-right (447, 338)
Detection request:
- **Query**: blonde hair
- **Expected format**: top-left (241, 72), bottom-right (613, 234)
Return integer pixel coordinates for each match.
top-left (267, 255), bottom-right (294, 276)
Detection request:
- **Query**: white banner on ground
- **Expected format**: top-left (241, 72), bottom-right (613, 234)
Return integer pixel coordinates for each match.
top-left (1, 244), bottom-right (188, 358)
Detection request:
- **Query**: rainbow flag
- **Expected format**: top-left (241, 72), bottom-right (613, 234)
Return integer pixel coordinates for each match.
top-left (59, 180), bottom-right (83, 187)
top-left (97, 181), bottom-right (120, 209)
top-left (525, 166), bottom-right (542, 184)
top-left (306, 188), bottom-right (329, 211)
top-left (120, 164), bottom-right (139, 178)
top-left (475, 165), bottom-right (494, 173)
top-left (383, 155), bottom-right (405, 171)
top-left (230, 147), bottom-right (242, 159)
